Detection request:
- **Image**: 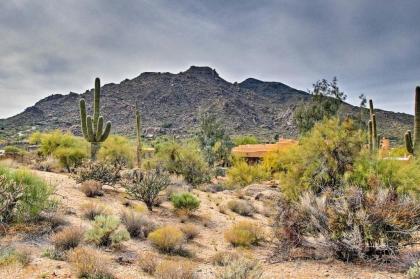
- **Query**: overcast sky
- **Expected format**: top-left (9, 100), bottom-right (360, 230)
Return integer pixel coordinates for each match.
top-left (1, 0), bottom-right (419, 118)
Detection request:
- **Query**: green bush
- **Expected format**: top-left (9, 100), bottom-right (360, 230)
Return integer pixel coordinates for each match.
top-left (29, 130), bottom-right (88, 172)
top-left (232, 135), bottom-right (259, 146)
top-left (274, 118), bottom-right (364, 199)
top-left (408, 260), bottom-right (420, 279)
top-left (171, 192), bottom-right (200, 215)
top-left (226, 159), bottom-right (269, 188)
top-left (0, 166), bottom-right (54, 223)
top-left (224, 221), bottom-right (264, 247)
top-left (148, 226), bottom-right (184, 253)
top-left (156, 141), bottom-right (211, 186)
top-left (4, 146), bottom-right (27, 157)
top-left (98, 135), bottom-right (134, 168)
top-left (85, 215), bottom-right (130, 247)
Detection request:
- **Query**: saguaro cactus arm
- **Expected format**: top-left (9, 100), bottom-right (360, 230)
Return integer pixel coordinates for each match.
top-left (405, 130), bottom-right (414, 155)
top-left (79, 78), bottom-right (112, 160)
top-left (414, 87), bottom-right (420, 154)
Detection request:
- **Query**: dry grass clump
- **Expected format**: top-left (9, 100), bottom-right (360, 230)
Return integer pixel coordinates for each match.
top-left (155, 259), bottom-right (196, 279)
top-left (51, 226), bottom-right (84, 251)
top-left (211, 251), bottom-right (241, 266)
top-left (227, 199), bottom-right (254, 216)
top-left (120, 209), bottom-right (156, 239)
top-left (138, 251), bottom-right (159, 275)
top-left (69, 246), bottom-right (114, 279)
top-left (217, 257), bottom-right (263, 279)
top-left (0, 246), bottom-right (31, 267)
top-left (224, 221), bottom-right (264, 247)
top-left (148, 226), bottom-right (185, 253)
top-left (81, 202), bottom-right (109, 220)
top-left (80, 179), bottom-right (103, 197)
top-left (180, 224), bottom-right (200, 240)
top-left (85, 215), bottom-right (130, 247)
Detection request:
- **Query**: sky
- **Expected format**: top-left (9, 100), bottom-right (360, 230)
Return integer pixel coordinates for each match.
top-left (1, 0), bottom-right (420, 118)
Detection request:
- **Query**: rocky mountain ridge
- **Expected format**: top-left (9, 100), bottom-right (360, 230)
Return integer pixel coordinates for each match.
top-left (0, 66), bottom-right (413, 142)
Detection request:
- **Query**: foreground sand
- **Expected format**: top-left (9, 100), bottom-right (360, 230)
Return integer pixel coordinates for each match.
top-left (0, 170), bottom-right (406, 279)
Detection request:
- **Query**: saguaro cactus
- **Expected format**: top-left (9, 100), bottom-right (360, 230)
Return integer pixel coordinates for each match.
top-left (135, 103), bottom-right (142, 168)
top-left (405, 86), bottom-right (420, 155)
top-left (368, 99), bottom-right (379, 152)
top-left (79, 78), bottom-right (111, 160)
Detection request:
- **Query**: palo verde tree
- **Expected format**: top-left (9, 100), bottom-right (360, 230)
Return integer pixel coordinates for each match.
top-left (79, 78), bottom-right (111, 160)
top-left (294, 77), bottom-right (347, 135)
top-left (405, 86), bottom-right (420, 155)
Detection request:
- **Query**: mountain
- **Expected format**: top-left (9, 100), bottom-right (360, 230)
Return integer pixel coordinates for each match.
top-left (0, 66), bottom-right (413, 142)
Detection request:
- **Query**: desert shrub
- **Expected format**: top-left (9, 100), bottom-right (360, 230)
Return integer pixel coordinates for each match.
top-left (0, 246), bottom-right (31, 267)
top-left (69, 246), bottom-right (114, 279)
top-left (224, 221), bottom-right (264, 247)
top-left (0, 166), bottom-right (54, 223)
top-left (74, 160), bottom-right (121, 185)
top-left (156, 141), bottom-right (211, 186)
top-left (227, 200), bottom-right (254, 216)
top-left (122, 168), bottom-right (170, 211)
top-left (51, 226), bottom-right (84, 251)
top-left (180, 224), bottom-right (199, 240)
top-left (34, 156), bottom-right (60, 172)
top-left (217, 257), bottom-right (263, 279)
top-left (276, 118), bottom-right (364, 199)
top-left (85, 215), bottom-right (130, 247)
top-left (138, 251), bottom-right (159, 275)
top-left (29, 130), bottom-right (88, 172)
top-left (408, 260), bottom-right (420, 279)
top-left (155, 259), bottom-right (196, 279)
top-left (4, 146), bottom-right (27, 161)
top-left (171, 192), bottom-right (200, 215)
top-left (80, 180), bottom-right (103, 198)
top-left (232, 135), bottom-right (259, 146)
top-left (120, 209), bottom-right (156, 239)
top-left (98, 135), bottom-right (134, 168)
top-left (81, 202), bottom-right (109, 220)
top-left (197, 113), bottom-right (233, 167)
top-left (226, 160), bottom-right (269, 188)
top-left (211, 251), bottom-right (241, 266)
top-left (148, 226), bottom-right (184, 253)
top-left (275, 187), bottom-right (420, 261)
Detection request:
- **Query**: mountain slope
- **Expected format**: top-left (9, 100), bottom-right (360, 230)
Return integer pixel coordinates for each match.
top-left (0, 66), bottom-right (413, 142)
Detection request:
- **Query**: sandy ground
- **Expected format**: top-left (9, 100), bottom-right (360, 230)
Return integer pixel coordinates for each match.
top-left (0, 170), bottom-right (408, 279)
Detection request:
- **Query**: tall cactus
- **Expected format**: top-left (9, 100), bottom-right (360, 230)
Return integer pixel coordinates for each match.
top-left (405, 86), bottom-right (420, 155)
top-left (135, 103), bottom-right (142, 168)
top-left (79, 78), bottom-right (111, 160)
top-left (368, 99), bottom-right (379, 152)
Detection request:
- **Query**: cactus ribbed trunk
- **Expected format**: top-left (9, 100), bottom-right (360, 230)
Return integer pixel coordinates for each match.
top-left (368, 120), bottom-right (373, 152)
top-left (135, 104), bottom-right (142, 168)
top-left (79, 78), bottom-right (112, 160)
top-left (368, 99), bottom-right (378, 152)
top-left (414, 87), bottom-right (420, 154)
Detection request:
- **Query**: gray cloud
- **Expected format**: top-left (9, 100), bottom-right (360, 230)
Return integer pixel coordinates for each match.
top-left (0, 0), bottom-right (419, 117)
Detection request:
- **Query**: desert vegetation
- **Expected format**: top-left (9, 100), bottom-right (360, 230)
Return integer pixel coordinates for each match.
top-left (1, 78), bottom-right (420, 279)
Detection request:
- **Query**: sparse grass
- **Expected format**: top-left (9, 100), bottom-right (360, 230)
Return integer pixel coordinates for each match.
top-left (216, 257), bottom-right (263, 279)
top-left (51, 226), bottom-right (84, 251)
top-left (211, 251), bottom-right (241, 266)
top-left (227, 199), bottom-right (254, 216)
top-left (155, 259), bottom-right (196, 279)
top-left (148, 226), bottom-right (185, 253)
top-left (138, 251), bottom-right (159, 275)
top-left (81, 202), bottom-right (109, 220)
top-left (80, 180), bottom-right (103, 197)
top-left (69, 246), bottom-right (114, 279)
top-left (180, 223), bottom-right (200, 240)
top-left (224, 221), bottom-right (264, 247)
top-left (120, 209), bottom-right (156, 239)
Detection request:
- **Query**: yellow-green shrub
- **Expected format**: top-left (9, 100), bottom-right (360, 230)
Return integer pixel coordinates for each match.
top-left (226, 159), bottom-right (269, 188)
top-left (232, 135), bottom-right (259, 146)
top-left (98, 135), bottom-right (134, 168)
top-left (148, 226), bottom-right (184, 253)
top-left (224, 221), bottom-right (264, 247)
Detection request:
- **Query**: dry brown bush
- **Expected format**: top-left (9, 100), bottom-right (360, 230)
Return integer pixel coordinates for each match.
top-left (180, 224), bottom-right (200, 240)
top-left (227, 199), bottom-right (254, 216)
top-left (80, 180), bottom-right (103, 197)
top-left (51, 226), bottom-right (84, 251)
top-left (68, 246), bottom-right (114, 278)
top-left (155, 259), bottom-right (196, 279)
